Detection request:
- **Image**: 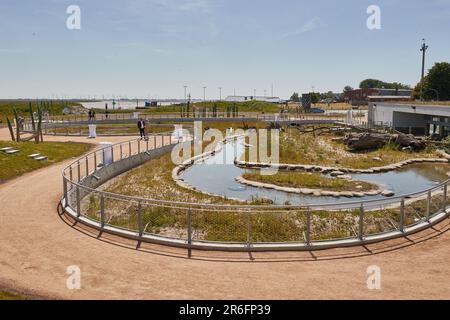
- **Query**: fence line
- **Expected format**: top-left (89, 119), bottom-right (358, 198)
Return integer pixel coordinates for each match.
top-left (60, 136), bottom-right (450, 255)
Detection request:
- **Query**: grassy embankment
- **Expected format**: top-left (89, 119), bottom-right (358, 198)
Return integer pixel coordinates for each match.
top-left (0, 141), bottom-right (92, 183)
top-left (82, 122), bottom-right (444, 242)
top-left (269, 126), bottom-right (440, 169)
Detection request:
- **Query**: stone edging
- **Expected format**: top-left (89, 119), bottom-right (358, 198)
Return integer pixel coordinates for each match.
top-left (235, 175), bottom-right (389, 198)
top-left (233, 150), bottom-right (450, 198)
top-left (172, 136), bottom-right (247, 202)
top-left (235, 152), bottom-right (450, 175)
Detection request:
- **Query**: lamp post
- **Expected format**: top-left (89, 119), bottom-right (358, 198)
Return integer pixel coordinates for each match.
top-left (203, 86), bottom-right (207, 101)
top-left (420, 39), bottom-right (429, 82)
top-left (218, 87), bottom-right (222, 101)
top-left (420, 39), bottom-right (429, 101)
top-left (184, 86), bottom-right (188, 102)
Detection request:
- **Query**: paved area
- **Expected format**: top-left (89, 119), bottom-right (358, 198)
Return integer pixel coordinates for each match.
top-left (1, 127), bottom-right (450, 299)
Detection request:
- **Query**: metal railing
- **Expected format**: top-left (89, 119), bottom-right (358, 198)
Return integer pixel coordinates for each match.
top-left (23, 112), bottom-right (349, 127)
top-left (60, 137), bottom-right (450, 256)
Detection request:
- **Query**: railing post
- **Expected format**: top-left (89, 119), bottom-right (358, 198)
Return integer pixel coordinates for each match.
top-left (129, 141), bottom-right (132, 156)
top-left (76, 186), bottom-right (81, 218)
top-left (102, 148), bottom-right (106, 166)
top-left (77, 161), bottom-right (81, 182)
top-left (427, 190), bottom-right (431, 220)
top-left (358, 204), bottom-right (364, 240)
top-left (443, 183), bottom-right (448, 213)
top-left (146, 138), bottom-right (149, 151)
top-left (306, 208), bottom-right (311, 245)
top-left (69, 166), bottom-right (73, 182)
top-left (120, 144), bottom-right (123, 160)
top-left (138, 202), bottom-right (143, 237)
top-left (187, 208), bottom-right (192, 258)
top-left (63, 177), bottom-right (68, 208)
top-left (111, 145), bottom-right (114, 163)
top-left (94, 152), bottom-right (97, 170)
top-left (399, 198), bottom-right (405, 233)
top-left (100, 194), bottom-right (105, 228)
top-left (138, 139), bottom-right (141, 154)
top-left (246, 211), bottom-right (252, 247)
top-left (85, 156), bottom-right (89, 176)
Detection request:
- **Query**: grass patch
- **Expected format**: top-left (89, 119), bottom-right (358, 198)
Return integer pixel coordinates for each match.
top-left (245, 126), bottom-right (442, 169)
top-left (0, 291), bottom-right (27, 300)
top-left (0, 141), bottom-right (92, 183)
top-left (242, 171), bottom-right (377, 192)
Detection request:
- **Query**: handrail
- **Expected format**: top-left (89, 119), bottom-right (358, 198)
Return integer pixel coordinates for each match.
top-left (60, 135), bottom-right (450, 254)
top-left (62, 136), bottom-right (450, 211)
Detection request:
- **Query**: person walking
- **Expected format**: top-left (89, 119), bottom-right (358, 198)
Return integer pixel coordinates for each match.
top-left (137, 118), bottom-right (146, 140)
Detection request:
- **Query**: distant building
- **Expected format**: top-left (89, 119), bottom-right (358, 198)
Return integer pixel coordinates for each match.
top-left (368, 102), bottom-right (450, 137)
top-left (224, 96), bottom-right (281, 103)
top-left (344, 88), bottom-right (412, 105)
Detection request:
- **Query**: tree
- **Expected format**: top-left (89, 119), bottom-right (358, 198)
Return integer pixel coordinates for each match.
top-left (343, 86), bottom-right (353, 93)
top-left (412, 62), bottom-right (450, 101)
top-left (359, 79), bottom-right (410, 90)
top-left (290, 92), bottom-right (300, 102)
top-left (309, 92), bottom-right (320, 105)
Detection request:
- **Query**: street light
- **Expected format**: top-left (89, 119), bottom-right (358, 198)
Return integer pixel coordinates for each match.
top-left (218, 87), bottom-right (222, 101)
top-left (420, 39), bottom-right (429, 82)
top-left (203, 86), bottom-right (207, 101)
top-left (184, 86), bottom-right (188, 102)
top-left (420, 39), bottom-right (429, 101)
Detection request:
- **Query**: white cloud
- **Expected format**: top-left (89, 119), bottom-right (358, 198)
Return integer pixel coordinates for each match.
top-left (282, 17), bottom-right (322, 38)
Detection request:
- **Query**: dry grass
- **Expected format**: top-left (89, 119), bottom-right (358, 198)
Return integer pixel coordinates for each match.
top-left (261, 127), bottom-right (442, 169)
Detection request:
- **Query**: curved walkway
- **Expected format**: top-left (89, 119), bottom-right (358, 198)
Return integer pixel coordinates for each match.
top-left (1, 128), bottom-right (450, 299)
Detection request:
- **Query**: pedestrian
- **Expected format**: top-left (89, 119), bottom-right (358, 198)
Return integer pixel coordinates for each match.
top-left (88, 109), bottom-right (93, 121)
top-left (92, 110), bottom-right (96, 121)
top-left (137, 118), bottom-right (146, 140)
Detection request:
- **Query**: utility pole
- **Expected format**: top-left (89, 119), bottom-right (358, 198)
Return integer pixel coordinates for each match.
top-left (420, 39), bottom-right (429, 82)
top-left (184, 86), bottom-right (188, 102)
top-left (271, 84), bottom-right (274, 97)
top-left (218, 87), bottom-right (222, 101)
top-left (203, 86), bottom-right (207, 101)
top-left (420, 39), bottom-right (429, 101)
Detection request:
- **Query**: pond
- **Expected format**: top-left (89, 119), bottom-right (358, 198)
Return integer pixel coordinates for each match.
top-left (180, 138), bottom-right (450, 205)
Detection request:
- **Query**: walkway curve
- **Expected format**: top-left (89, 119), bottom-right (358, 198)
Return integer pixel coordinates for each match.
top-left (1, 128), bottom-right (450, 299)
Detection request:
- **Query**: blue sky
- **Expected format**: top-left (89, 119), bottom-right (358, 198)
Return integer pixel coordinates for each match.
top-left (0, 0), bottom-right (449, 99)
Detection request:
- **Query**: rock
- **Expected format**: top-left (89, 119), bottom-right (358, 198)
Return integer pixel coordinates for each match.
top-left (337, 175), bottom-right (352, 180)
top-left (340, 192), bottom-right (354, 198)
top-left (345, 132), bottom-right (426, 151)
top-left (330, 170), bottom-right (344, 177)
top-left (381, 190), bottom-right (395, 197)
top-left (372, 157), bottom-right (382, 161)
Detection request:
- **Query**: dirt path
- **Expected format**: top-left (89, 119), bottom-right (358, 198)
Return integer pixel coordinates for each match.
top-left (1, 128), bottom-right (450, 299)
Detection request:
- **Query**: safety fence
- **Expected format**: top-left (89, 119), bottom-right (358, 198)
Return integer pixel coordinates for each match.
top-left (61, 137), bottom-right (450, 256)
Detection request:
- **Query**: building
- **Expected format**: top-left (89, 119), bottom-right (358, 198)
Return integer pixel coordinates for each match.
top-left (368, 102), bottom-right (450, 137)
top-left (345, 88), bottom-right (412, 105)
top-left (224, 96), bottom-right (281, 103)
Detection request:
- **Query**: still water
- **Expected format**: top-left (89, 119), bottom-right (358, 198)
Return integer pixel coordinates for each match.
top-left (181, 139), bottom-right (450, 205)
